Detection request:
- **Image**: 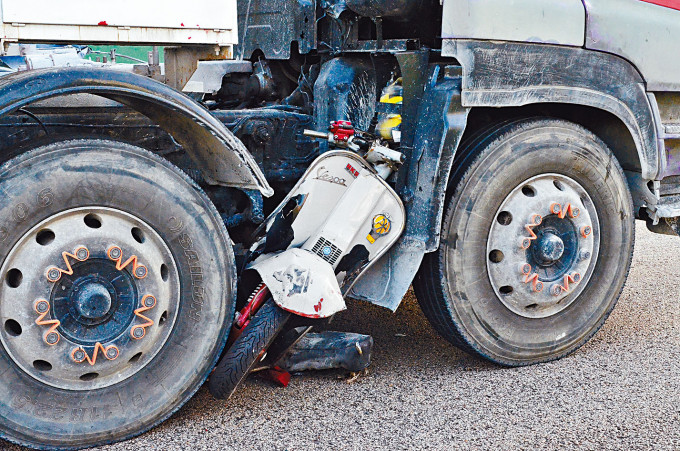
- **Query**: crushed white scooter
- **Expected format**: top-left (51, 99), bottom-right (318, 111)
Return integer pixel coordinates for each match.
top-left (208, 121), bottom-right (406, 399)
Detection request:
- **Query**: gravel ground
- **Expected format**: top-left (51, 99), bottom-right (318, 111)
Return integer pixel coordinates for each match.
top-left (6, 223), bottom-right (680, 450)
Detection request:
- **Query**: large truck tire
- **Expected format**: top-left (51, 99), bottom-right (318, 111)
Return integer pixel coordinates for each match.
top-left (0, 139), bottom-right (235, 449)
top-left (414, 119), bottom-right (634, 366)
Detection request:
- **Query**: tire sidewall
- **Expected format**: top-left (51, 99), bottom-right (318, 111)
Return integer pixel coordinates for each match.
top-left (441, 120), bottom-right (634, 364)
top-left (0, 140), bottom-right (235, 449)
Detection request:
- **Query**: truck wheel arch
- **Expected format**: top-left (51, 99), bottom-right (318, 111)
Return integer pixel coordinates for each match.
top-left (446, 40), bottom-right (659, 182)
top-left (0, 66), bottom-right (273, 197)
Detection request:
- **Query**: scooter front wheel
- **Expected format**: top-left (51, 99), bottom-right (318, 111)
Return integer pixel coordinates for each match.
top-left (209, 298), bottom-right (290, 399)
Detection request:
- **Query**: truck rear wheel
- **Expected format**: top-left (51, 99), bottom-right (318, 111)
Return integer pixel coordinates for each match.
top-left (414, 119), bottom-right (634, 366)
top-left (0, 140), bottom-right (235, 449)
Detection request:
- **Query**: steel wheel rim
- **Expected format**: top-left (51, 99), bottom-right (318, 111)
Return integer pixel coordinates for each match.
top-left (486, 174), bottom-right (600, 319)
top-left (0, 207), bottom-right (180, 390)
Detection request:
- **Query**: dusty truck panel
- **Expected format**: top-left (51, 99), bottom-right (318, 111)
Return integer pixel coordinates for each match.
top-left (442, 40), bottom-right (658, 180)
top-left (584, 0), bottom-right (680, 91)
top-left (0, 0), bottom-right (238, 45)
top-left (441, 0), bottom-right (586, 46)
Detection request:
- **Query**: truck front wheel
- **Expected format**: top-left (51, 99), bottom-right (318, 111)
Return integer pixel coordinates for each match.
top-left (0, 139), bottom-right (235, 449)
top-left (414, 119), bottom-right (634, 366)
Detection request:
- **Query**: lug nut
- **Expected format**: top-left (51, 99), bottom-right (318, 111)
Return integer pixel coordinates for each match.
top-left (75, 247), bottom-right (89, 261)
top-left (72, 349), bottom-right (86, 363)
top-left (143, 295), bottom-right (156, 309)
top-left (47, 268), bottom-right (61, 282)
top-left (581, 226), bottom-right (592, 238)
top-left (34, 300), bottom-right (49, 314)
top-left (520, 238), bottom-right (532, 249)
top-left (580, 251), bottom-right (591, 260)
top-left (108, 246), bottom-right (122, 260)
top-left (520, 263), bottom-right (532, 275)
top-left (45, 332), bottom-right (59, 345)
top-left (534, 281), bottom-right (544, 292)
top-left (106, 347), bottom-right (119, 360)
top-left (135, 266), bottom-right (148, 279)
top-left (551, 285), bottom-right (562, 296)
top-left (131, 327), bottom-right (145, 339)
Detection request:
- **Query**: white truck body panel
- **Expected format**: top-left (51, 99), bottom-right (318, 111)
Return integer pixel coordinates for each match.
top-left (0, 0), bottom-right (237, 46)
top-left (441, 0), bottom-right (586, 47)
top-left (584, 0), bottom-right (680, 91)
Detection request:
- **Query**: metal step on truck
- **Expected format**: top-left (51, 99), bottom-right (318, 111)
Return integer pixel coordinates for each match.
top-left (1, 0), bottom-right (680, 448)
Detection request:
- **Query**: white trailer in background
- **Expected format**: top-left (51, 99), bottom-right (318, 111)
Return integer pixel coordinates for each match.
top-left (0, 0), bottom-right (237, 47)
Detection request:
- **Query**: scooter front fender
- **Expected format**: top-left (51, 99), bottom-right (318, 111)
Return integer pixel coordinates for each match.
top-left (250, 249), bottom-right (346, 318)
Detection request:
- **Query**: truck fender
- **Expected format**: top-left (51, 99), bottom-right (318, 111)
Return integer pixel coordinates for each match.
top-left (0, 66), bottom-right (273, 197)
top-left (250, 248), bottom-right (346, 318)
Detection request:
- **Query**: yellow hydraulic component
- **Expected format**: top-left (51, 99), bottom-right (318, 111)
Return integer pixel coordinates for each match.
top-left (376, 77), bottom-right (403, 141)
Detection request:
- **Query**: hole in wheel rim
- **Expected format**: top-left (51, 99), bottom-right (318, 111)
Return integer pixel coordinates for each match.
top-left (499, 286), bottom-right (513, 295)
top-left (521, 185), bottom-right (536, 197)
top-left (33, 360), bottom-right (52, 372)
top-left (497, 211), bottom-right (513, 226)
top-left (131, 227), bottom-right (145, 244)
top-left (159, 310), bottom-right (168, 326)
top-left (489, 250), bottom-right (504, 263)
top-left (129, 352), bottom-right (143, 364)
top-left (553, 180), bottom-right (564, 191)
top-left (525, 303), bottom-right (539, 310)
top-left (160, 264), bottom-right (169, 282)
top-left (6, 268), bottom-right (22, 288)
top-left (36, 229), bottom-right (55, 246)
top-left (4, 319), bottom-right (22, 336)
top-left (80, 372), bottom-right (99, 381)
top-left (83, 214), bottom-right (102, 229)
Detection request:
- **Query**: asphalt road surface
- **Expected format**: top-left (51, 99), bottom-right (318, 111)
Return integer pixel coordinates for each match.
top-left (7, 223), bottom-right (680, 450)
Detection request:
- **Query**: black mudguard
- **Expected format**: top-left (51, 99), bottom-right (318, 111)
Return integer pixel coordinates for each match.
top-left (0, 66), bottom-right (273, 196)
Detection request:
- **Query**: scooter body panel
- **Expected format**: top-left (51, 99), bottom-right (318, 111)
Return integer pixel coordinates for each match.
top-left (250, 150), bottom-right (405, 315)
top-left (250, 248), bottom-right (345, 318)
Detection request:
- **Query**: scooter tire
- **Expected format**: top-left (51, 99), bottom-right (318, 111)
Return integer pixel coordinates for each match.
top-left (209, 298), bottom-right (290, 400)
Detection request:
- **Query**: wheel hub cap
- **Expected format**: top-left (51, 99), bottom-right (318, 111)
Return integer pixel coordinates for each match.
top-left (74, 282), bottom-right (112, 320)
top-left (535, 232), bottom-right (564, 263)
top-left (486, 174), bottom-right (600, 318)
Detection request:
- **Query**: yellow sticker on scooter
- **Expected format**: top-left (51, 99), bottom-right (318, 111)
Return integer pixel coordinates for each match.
top-left (367, 214), bottom-right (391, 244)
top-left (373, 215), bottom-right (391, 235)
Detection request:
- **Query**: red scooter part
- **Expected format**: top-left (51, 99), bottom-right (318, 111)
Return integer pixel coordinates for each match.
top-left (228, 283), bottom-right (270, 346)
